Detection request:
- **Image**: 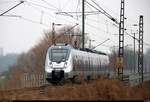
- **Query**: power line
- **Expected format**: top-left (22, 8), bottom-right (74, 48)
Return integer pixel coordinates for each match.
top-left (86, 0), bottom-right (119, 24)
top-left (40, 0), bottom-right (60, 11)
top-left (56, 11), bottom-right (100, 14)
top-left (92, 38), bottom-right (110, 49)
top-left (54, 0), bottom-right (119, 35)
top-left (53, 0), bottom-right (150, 49)
top-left (54, 23), bottom-right (79, 41)
top-left (93, 0), bottom-right (119, 18)
top-left (24, 1), bottom-right (57, 11)
top-left (86, 22), bottom-right (107, 33)
top-left (87, 0), bottom-right (131, 32)
top-left (55, 0), bottom-right (103, 18)
top-left (20, 16), bottom-right (49, 27)
top-left (0, 1), bottom-right (24, 16)
top-left (56, 11), bottom-right (115, 37)
top-left (24, 1), bottom-right (78, 24)
top-left (25, 2), bottom-right (55, 21)
top-left (108, 20), bottom-right (150, 48)
top-left (86, 3), bottom-right (120, 31)
top-left (24, 1), bottom-right (77, 24)
top-left (0, 9), bottom-right (50, 27)
top-left (0, 0), bottom-right (18, 5)
top-left (56, 9), bottom-right (116, 39)
top-left (90, 0), bottom-right (136, 31)
top-left (61, 0), bottom-right (73, 11)
top-left (0, 9), bottom-right (21, 17)
top-left (86, 17), bottom-right (107, 26)
top-left (76, 0), bottom-right (80, 19)
top-left (114, 31), bottom-right (150, 48)
top-left (86, 22), bottom-right (117, 35)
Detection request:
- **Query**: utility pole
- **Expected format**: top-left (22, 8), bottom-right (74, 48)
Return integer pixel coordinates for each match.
top-left (82, 0), bottom-right (85, 49)
top-left (52, 23), bottom-right (55, 45)
top-left (52, 23), bottom-right (62, 45)
top-left (71, 34), bottom-right (82, 48)
top-left (131, 30), bottom-right (136, 73)
top-left (117, 0), bottom-right (125, 80)
top-left (138, 15), bottom-right (144, 83)
top-left (89, 39), bottom-right (95, 48)
top-left (133, 32), bottom-right (136, 73)
top-left (132, 24), bottom-right (138, 73)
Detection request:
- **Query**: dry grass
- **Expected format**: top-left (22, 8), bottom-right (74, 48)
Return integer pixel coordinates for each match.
top-left (0, 77), bottom-right (150, 100)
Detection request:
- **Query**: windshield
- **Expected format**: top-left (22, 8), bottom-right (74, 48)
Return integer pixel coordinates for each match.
top-left (50, 49), bottom-right (68, 62)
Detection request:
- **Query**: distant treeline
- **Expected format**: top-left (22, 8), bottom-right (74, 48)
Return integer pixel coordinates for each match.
top-left (0, 54), bottom-right (18, 74)
top-left (109, 47), bottom-right (150, 73)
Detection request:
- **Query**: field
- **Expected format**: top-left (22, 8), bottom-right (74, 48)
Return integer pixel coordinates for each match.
top-left (0, 77), bottom-right (150, 100)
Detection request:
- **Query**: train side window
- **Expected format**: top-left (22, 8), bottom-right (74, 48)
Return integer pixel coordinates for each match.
top-left (99, 58), bottom-right (101, 70)
top-left (75, 55), bottom-right (77, 59)
top-left (100, 60), bottom-right (101, 71)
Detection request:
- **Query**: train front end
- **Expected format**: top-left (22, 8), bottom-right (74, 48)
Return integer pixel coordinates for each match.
top-left (45, 44), bottom-right (73, 82)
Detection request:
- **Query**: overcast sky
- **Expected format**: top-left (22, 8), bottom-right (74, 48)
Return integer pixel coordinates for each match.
top-left (0, 0), bottom-right (150, 55)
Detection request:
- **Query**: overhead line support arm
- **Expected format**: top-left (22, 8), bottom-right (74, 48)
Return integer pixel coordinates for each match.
top-left (0, 1), bottom-right (24, 16)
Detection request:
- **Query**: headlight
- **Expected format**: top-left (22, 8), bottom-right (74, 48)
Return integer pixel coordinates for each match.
top-left (49, 62), bottom-right (53, 68)
top-left (49, 61), bottom-right (52, 65)
top-left (64, 62), bottom-right (67, 68)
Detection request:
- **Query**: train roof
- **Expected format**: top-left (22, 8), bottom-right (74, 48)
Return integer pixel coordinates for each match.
top-left (49, 43), bottom-right (107, 55)
top-left (49, 43), bottom-right (73, 49)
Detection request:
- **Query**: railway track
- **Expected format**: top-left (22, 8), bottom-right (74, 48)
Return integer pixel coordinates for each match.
top-left (0, 71), bottom-right (150, 91)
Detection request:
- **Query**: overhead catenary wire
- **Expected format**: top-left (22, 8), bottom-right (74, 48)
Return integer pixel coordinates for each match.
top-left (0, 9), bottom-right (50, 27)
top-left (23, 1), bottom-right (57, 11)
top-left (107, 19), bottom-right (150, 48)
top-left (54, 0), bottom-right (119, 36)
top-left (54, 0), bottom-right (150, 49)
top-left (86, 17), bottom-right (109, 26)
top-left (55, 10), bottom-right (117, 44)
top-left (0, 9), bottom-right (21, 17)
top-left (86, 0), bottom-right (150, 49)
top-left (86, 0), bottom-right (119, 24)
top-left (55, 0), bottom-right (101, 18)
top-left (1, 0), bottom-right (150, 49)
top-left (113, 30), bottom-right (150, 48)
top-left (0, 0), bottom-right (19, 5)
top-left (75, 0), bottom-right (80, 19)
top-left (55, 7), bottom-right (115, 36)
top-left (24, 1), bottom-right (76, 25)
top-left (24, 2), bottom-right (55, 21)
top-left (86, 29), bottom-right (113, 44)
top-left (20, 16), bottom-right (50, 27)
top-left (60, 0), bottom-right (73, 11)
top-left (92, 0), bottom-right (119, 18)
top-left (24, 1), bottom-right (77, 23)
top-left (41, 0), bottom-right (60, 11)
top-left (85, 1), bottom-right (119, 29)
top-left (0, 0), bottom-right (112, 36)
top-left (0, 1), bottom-right (24, 16)
top-left (0, 0), bottom-right (79, 27)
top-left (85, 3), bottom-right (119, 30)
top-left (86, 0), bottom-right (137, 35)
top-left (54, 23), bottom-right (79, 41)
top-left (90, 0), bottom-right (137, 32)
top-left (92, 38), bottom-right (110, 49)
